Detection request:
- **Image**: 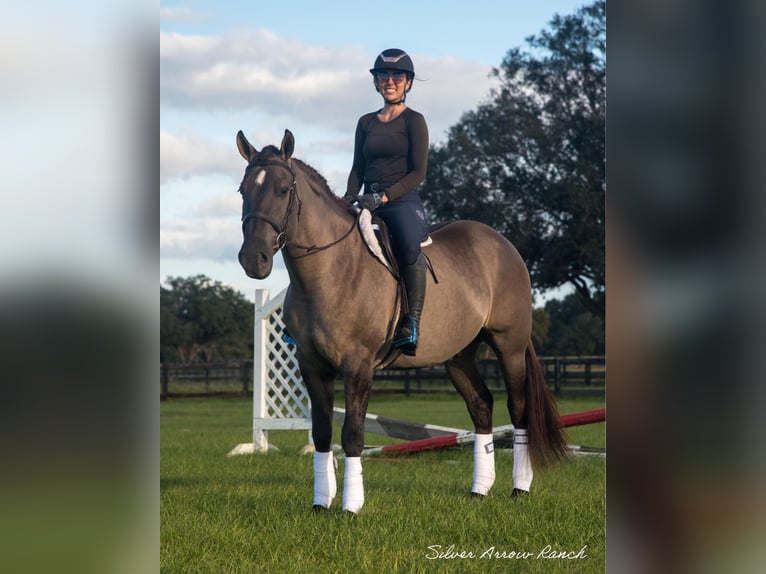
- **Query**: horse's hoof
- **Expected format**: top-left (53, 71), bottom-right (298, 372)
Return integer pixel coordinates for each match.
top-left (468, 491), bottom-right (486, 499)
top-left (311, 504), bottom-right (329, 513)
top-left (511, 488), bottom-right (529, 498)
top-left (341, 510), bottom-right (359, 517)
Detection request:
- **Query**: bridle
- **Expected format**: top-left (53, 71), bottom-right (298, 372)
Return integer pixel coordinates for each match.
top-left (240, 159), bottom-right (299, 250)
top-left (240, 157), bottom-right (359, 258)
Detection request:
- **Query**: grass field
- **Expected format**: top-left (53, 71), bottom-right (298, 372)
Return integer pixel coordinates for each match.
top-left (161, 393), bottom-right (605, 573)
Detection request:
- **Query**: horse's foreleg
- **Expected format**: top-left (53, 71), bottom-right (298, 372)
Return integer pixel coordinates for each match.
top-left (340, 361), bottom-right (373, 513)
top-left (303, 362), bottom-right (337, 510)
top-left (445, 344), bottom-right (495, 496)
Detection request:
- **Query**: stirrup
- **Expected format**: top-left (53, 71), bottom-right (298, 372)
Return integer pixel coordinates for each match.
top-left (393, 315), bottom-right (418, 348)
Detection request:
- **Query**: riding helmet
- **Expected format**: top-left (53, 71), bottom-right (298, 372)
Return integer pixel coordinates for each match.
top-left (369, 48), bottom-right (415, 78)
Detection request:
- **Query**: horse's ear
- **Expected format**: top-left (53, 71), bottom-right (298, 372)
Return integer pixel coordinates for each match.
top-left (280, 129), bottom-right (295, 160)
top-left (237, 130), bottom-right (258, 162)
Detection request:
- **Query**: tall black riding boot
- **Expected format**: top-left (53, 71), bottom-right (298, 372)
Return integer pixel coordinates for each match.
top-left (394, 253), bottom-right (426, 356)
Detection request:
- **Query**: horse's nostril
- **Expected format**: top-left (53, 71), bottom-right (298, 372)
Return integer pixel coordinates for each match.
top-left (258, 252), bottom-right (268, 264)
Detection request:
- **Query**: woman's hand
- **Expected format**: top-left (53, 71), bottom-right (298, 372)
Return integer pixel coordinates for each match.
top-left (351, 192), bottom-right (388, 210)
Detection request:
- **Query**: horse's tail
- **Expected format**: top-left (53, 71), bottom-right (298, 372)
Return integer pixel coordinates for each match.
top-left (525, 341), bottom-right (569, 468)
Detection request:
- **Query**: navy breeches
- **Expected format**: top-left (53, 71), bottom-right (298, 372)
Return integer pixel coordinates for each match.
top-left (373, 191), bottom-right (428, 266)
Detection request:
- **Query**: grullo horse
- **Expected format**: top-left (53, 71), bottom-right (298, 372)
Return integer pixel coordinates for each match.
top-left (236, 129), bottom-right (567, 513)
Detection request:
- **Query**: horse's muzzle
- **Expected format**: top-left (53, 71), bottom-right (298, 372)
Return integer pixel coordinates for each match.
top-left (238, 245), bottom-right (273, 279)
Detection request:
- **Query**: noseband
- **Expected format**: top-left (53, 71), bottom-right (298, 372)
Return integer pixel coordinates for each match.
top-left (240, 157), bottom-right (359, 257)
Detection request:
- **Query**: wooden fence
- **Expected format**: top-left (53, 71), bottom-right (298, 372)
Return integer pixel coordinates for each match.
top-left (160, 360), bottom-right (253, 399)
top-left (540, 355), bottom-right (606, 396)
top-left (375, 356), bottom-right (605, 397)
top-left (160, 356), bottom-right (604, 399)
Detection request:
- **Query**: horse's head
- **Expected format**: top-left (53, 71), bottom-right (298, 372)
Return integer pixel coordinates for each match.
top-left (236, 129), bottom-right (297, 279)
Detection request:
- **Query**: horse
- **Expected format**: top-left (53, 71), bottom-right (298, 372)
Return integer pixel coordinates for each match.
top-left (236, 129), bottom-right (567, 513)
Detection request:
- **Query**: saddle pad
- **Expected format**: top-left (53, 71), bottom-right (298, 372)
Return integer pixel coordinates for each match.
top-left (358, 209), bottom-right (393, 271)
top-left (358, 209), bottom-right (432, 270)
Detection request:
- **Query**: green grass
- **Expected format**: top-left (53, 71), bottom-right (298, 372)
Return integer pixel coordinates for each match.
top-left (161, 394), bottom-right (605, 573)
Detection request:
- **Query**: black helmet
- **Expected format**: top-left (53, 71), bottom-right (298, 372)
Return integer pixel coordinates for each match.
top-left (369, 48), bottom-right (414, 78)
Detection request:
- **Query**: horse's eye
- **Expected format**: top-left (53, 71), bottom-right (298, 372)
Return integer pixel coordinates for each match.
top-left (278, 186), bottom-right (290, 196)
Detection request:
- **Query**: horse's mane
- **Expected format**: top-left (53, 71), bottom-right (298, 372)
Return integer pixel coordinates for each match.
top-left (292, 158), bottom-right (332, 195)
top-left (292, 157), bottom-right (356, 214)
top-left (252, 146), bottom-right (355, 214)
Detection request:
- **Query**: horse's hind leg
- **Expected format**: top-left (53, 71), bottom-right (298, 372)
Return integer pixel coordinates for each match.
top-left (445, 340), bottom-right (496, 496)
top-left (484, 333), bottom-right (534, 494)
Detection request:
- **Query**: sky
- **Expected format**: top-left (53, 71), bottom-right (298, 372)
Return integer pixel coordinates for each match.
top-left (160, 1), bottom-right (588, 302)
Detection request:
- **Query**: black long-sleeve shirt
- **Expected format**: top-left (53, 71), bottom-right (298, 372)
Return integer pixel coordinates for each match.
top-left (345, 107), bottom-right (429, 202)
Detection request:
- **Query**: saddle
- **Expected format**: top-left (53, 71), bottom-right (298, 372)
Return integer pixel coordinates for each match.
top-left (357, 209), bottom-right (438, 283)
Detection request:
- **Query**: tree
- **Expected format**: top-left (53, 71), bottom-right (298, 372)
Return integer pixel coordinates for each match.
top-left (535, 293), bottom-right (605, 356)
top-left (160, 275), bottom-right (253, 362)
top-left (422, 1), bottom-right (605, 316)
top-left (531, 306), bottom-right (551, 351)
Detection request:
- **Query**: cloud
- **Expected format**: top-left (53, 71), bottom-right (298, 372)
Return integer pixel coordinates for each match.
top-left (160, 217), bottom-right (240, 261)
top-left (161, 29), bottom-right (368, 133)
top-left (160, 7), bottom-right (212, 25)
top-left (192, 193), bottom-right (241, 218)
top-left (160, 28), bottom-right (499, 138)
top-left (414, 55), bottom-right (499, 140)
top-left (160, 130), bottom-right (241, 183)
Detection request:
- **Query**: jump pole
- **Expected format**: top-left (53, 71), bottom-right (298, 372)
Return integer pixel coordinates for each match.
top-left (362, 425), bottom-right (515, 456)
top-left (361, 408), bottom-right (606, 457)
top-left (559, 408), bottom-right (606, 428)
top-left (332, 407), bottom-right (465, 441)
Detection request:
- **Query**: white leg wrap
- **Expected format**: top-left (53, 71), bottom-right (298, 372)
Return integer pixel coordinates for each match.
top-left (513, 429), bottom-right (533, 492)
top-left (342, 457), bottom-right (365, 513)
top-left (471, 433), bottom-right (496, 495)
top-left (313, 451), bottom-right (337, 508)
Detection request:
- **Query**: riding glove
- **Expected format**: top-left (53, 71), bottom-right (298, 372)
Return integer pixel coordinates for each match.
top-left (355, 192), bottom-right (385, 211)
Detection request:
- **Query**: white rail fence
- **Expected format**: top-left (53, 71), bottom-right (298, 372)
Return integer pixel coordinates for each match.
top-left (229, 288), bottom-right (308, 455)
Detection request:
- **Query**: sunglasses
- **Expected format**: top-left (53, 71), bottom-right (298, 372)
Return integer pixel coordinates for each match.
top-left (375, 71), bottom-right (407, 84)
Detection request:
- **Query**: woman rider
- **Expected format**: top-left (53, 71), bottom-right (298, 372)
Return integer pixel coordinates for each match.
top-left (344, 48), bottom-right (429, 356)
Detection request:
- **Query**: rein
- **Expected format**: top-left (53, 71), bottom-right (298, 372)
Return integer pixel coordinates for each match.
top-left (241, 158), bottom-right (359, 257)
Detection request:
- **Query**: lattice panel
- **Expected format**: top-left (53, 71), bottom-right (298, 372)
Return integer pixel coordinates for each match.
top-left (263, 303), bottom-right (309, 419)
